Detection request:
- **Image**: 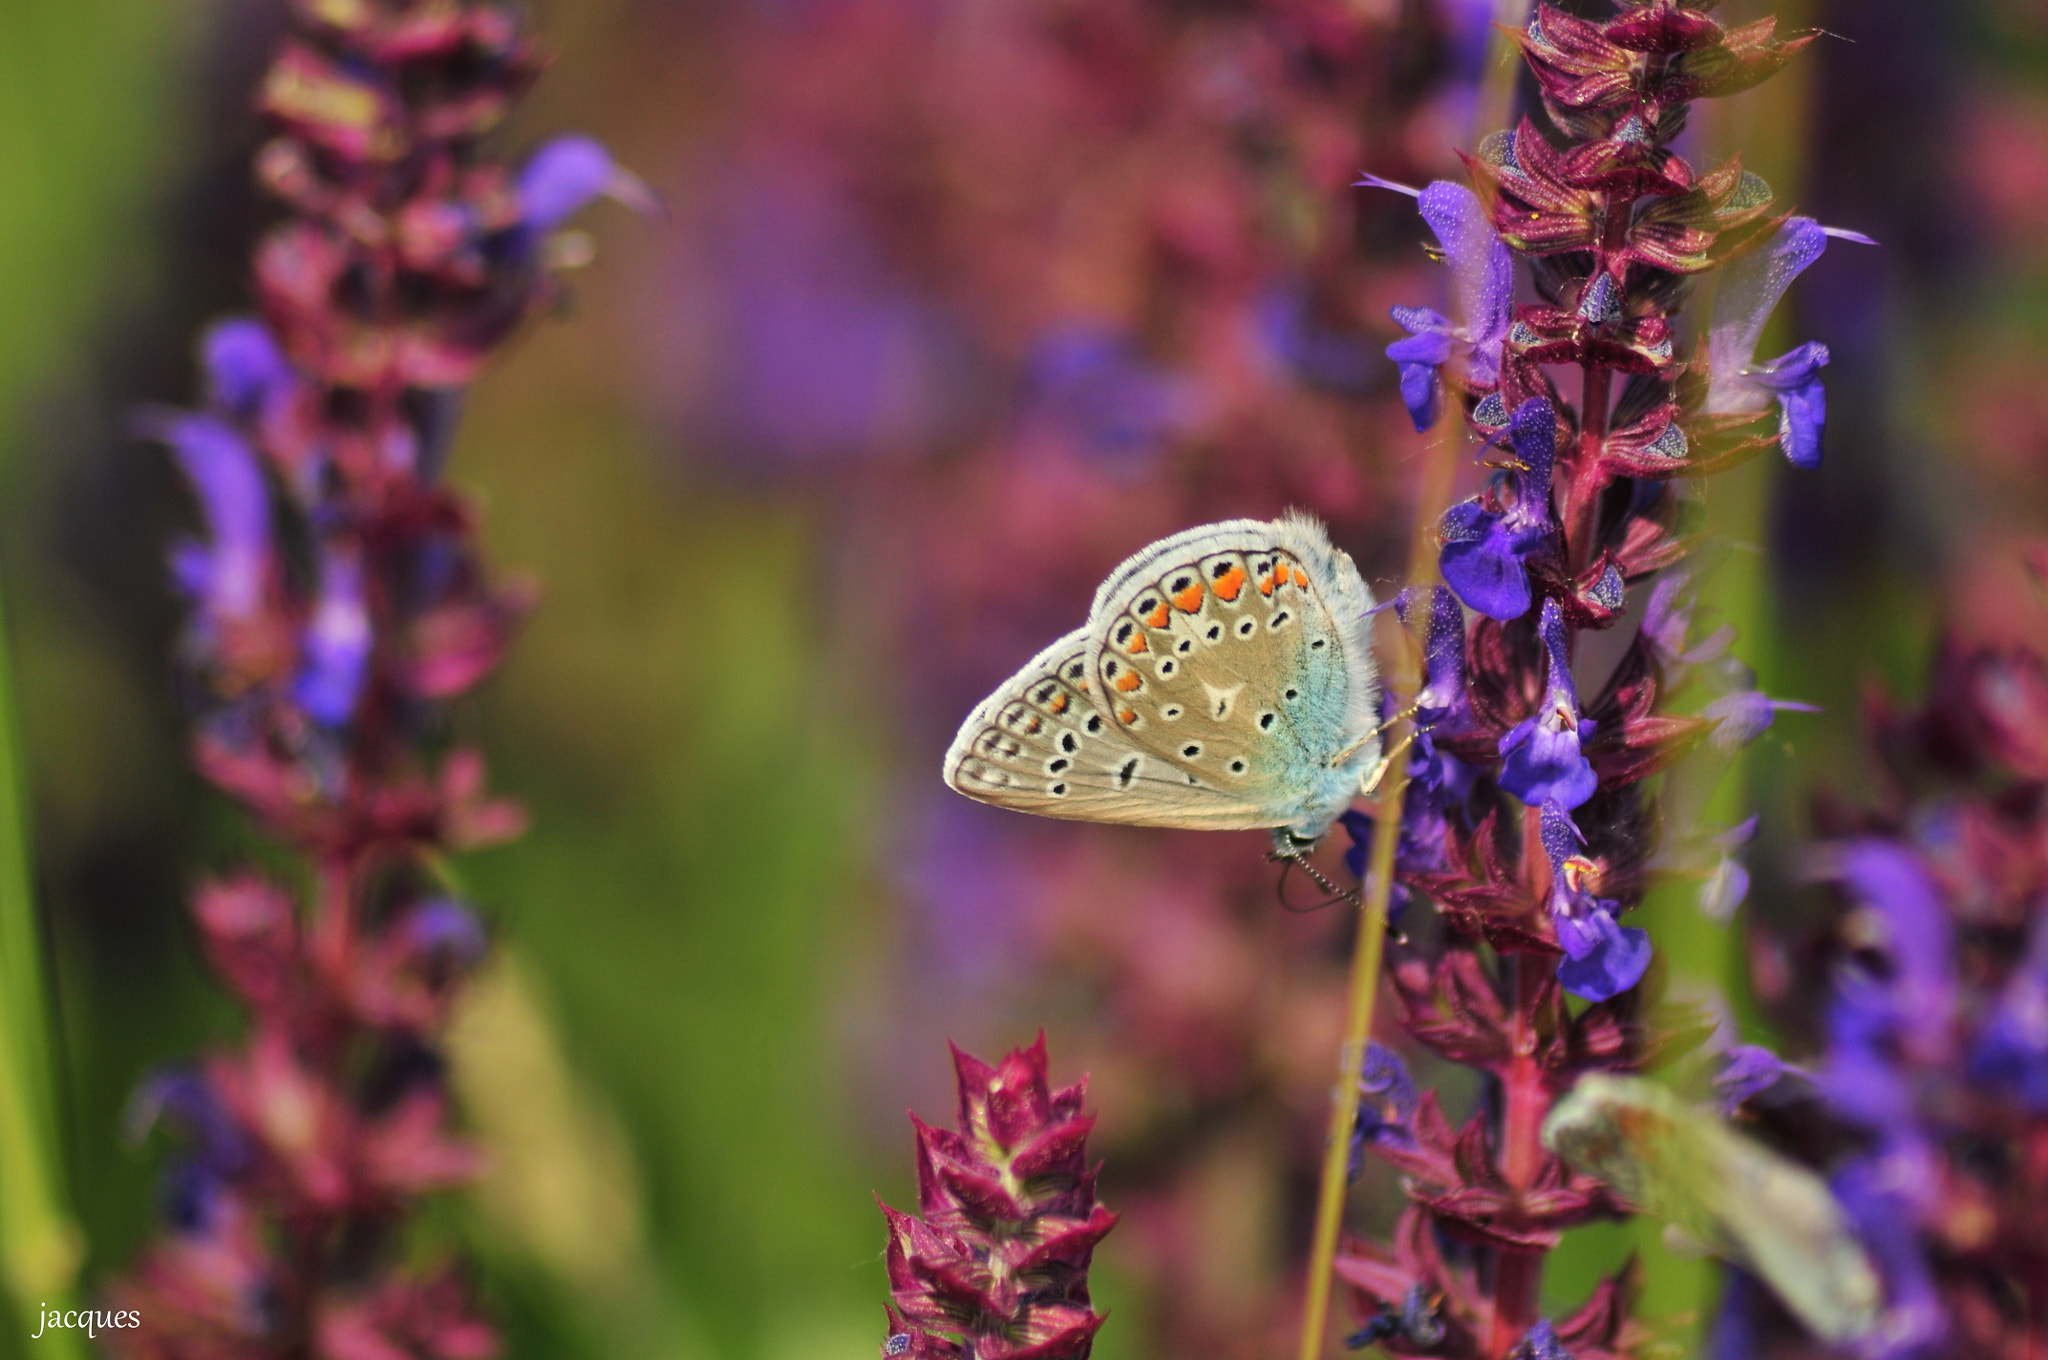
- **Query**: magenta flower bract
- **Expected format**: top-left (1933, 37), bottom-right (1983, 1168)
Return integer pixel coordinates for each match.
top-left (881, 1037), bottom-right (1116, 1360)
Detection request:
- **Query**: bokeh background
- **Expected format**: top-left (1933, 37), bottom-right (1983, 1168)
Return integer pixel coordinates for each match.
top-left (0, 0), bottom-right (2040, 1357)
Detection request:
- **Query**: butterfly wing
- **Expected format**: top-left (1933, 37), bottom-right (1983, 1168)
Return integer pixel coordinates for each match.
top-left (942, 629), bottom-right (1242, 823)
top-left (1083, 511), bottom-right (1379, 837)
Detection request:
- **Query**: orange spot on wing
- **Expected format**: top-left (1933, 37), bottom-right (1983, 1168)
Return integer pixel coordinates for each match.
top-left (1115, 671), bottom-right (1142, 693)
top-left (1118, 708), bottom-right (1138, 724)
top-left (1173, 581), bottom-right (1205, 612)
top-left (1048, 693), bottom-right (1070, 714)
top-left (1259, 572), bottom-right (1277, 596)
top-left (1145, 603), bottom-right (1171, 628)
top-left (1025, 716), bottom-right (1043, 734)
top-left (1213, 565), bottom-right (1246, 601)
top-left (1292, 566), bottom-right (1310, 588)
top-left (1126, 633), bottom-right (1149, 654)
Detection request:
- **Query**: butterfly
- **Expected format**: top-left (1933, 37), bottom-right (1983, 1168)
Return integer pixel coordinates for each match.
top-left (942, 512), bottom-right (1381, 851)
top-left (1543, 1074), bottom-right (1882, 1347)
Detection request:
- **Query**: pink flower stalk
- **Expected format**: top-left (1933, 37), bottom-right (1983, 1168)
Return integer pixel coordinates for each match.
top-left (881, 1037), bottom-right (1117, 1360)
top-left (111, 2), bottom-right (632, 1355)
top-left (1337, 3), bottom-right (1870, 1355)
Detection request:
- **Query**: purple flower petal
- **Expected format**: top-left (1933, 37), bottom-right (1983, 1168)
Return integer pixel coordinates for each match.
top-left (1350, 1041), bottom-right (1420, 1177)
top-left (1715, 1044), bottom-right (1788, 1112)
top-left (1704, 218), bottom-right (1828, 416)
top-left (1440, 503), bottom-right (1539, 620)
top-left (160, 415), bottom-right (272, 622)
top-left (1702, 688), bottom-right (1821, 750)
top-left (404, 898), bottom-right (488, 967)
top-left (1971, 914), bottom-right (2048, 1111)
top-left (293, 545), bottom-right (371, 726)
top-left (1417, 180), bottom-right (1513, 375)
top-left (1746, 341), bottom-right (1831, 468)
top-left (1397, 586), bottom-right (1476, 735)
top-left (517, 135), bottom-right (656, 233)
top-left (1555, 914), bottom-right (1652, 1001)
top-left (1386, 317), bottom-right (1455, 431)
top-left (1499, 603), bottom-right (1598, 807)
top-left (202, 318), bottom-right (292, 417)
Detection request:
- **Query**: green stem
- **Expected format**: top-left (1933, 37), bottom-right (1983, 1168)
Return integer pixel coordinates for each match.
top-left (0, 575), bottom-right (85, 1359)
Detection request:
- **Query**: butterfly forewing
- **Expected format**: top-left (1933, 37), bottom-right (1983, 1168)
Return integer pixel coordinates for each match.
top-left (1087, 519), bottom-right (1376, 835)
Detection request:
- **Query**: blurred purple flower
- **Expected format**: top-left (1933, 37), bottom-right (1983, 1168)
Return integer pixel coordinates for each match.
top-left (1258, 286), bottom-right (1380, 395)
top-left (1715, 1044), bottom-right (1789, 1113)
top-left (1361, 176), bottom-right (1513, 430)
top-left (1971, 914), bottom-right (2048, 1110)
top-left (157, 414), bottom-right (271, 625)
top-left (293, 544), bottom-right (372, 726)
top-left (517, 135), bottom-right (656, 233)
top-left (1643, 570), bottom-right (1735, 680)
top-left (1511, 1319), bottom-right (1570, 1360)
top-left (202, 318), bottom-right (293, 419)
top-left (1499, 600), bottom-right (1597, 810)
top-left (1704, 218), bottom-right (1874, 468)
top-left (1023, 323), bottom-right (1198, 474)
top-left (1440, 397), bottom-right (1557, 621)
top-left (1702, 687), bottom-right (1820, 750)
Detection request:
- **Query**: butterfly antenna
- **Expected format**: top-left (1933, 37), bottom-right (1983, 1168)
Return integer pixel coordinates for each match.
top-left (1360, 729), bottom-right (1419, 799)
top-left (1331, 698), bottom-right (1421, 767)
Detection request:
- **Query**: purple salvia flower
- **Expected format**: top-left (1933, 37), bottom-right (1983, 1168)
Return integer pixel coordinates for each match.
top-left (1834, 840), bottom-right (1958, 1047)
top-left (1023, 323), bottom-right (1199, 473)
top-left (1539, 801), bottom-right (1650, 1002)
top-left (1701, 687), bottom-right (1821, 750)
top-left (1643, 570), bottom-right (1736, 679)
top-left (1704, 218), bottom-right (1874, 468)
top-left (517, 134), bottom-right (658, 233)
top-left (1361, 175), bottom-right (1513, 430)
top-left (1715, 1044), bottom-right (1790, 1113)
top-left (1970, 912), bottom-right (2048, 1111)
top-left (402, 898), bottom-right (489, 969)
top-left (1440, 397), bottom-right (1558, 621)
top-left (1397, 585), bottom-right (1477, 736)
top-left (1699, 816), bottom-right (1761, 923)
top-left (159, 414), bottom-right (271, 624)
top-left (202, 317), bottom-right (293, 419)
top-left (1510, 1319), bottom-right (1570, 1360)
top-left (1498, 599), bottom-right (1598, 809)
top-left (1350, 1042), bottom-right (1420, 1177)
top-left (293, 543), bottom-right (372, 727)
